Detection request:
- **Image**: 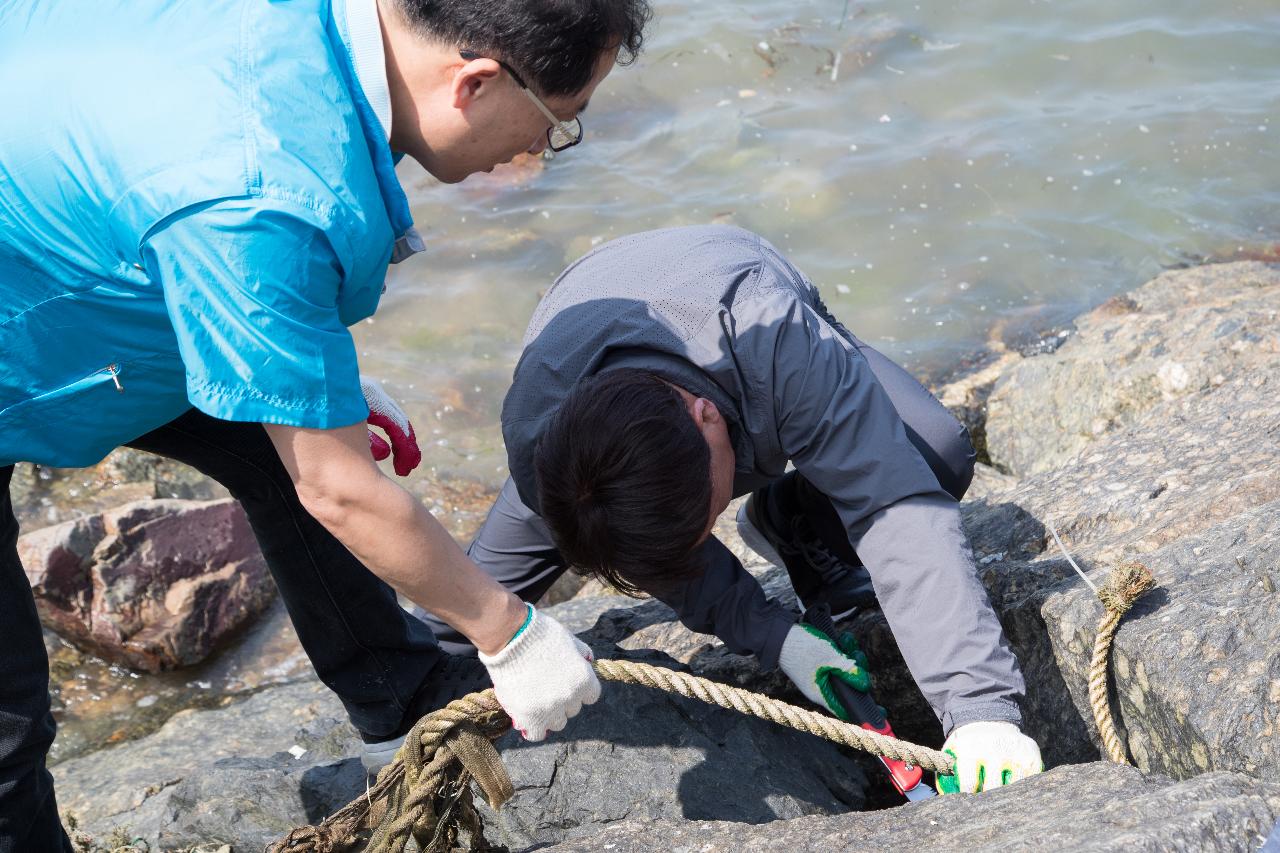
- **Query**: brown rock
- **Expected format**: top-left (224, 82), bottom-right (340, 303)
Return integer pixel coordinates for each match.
top-left (19, 499), bottom-right (274, 672)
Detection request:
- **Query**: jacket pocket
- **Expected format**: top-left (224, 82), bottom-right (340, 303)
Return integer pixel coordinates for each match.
top-left (0, 354), bottom-right (188, 468)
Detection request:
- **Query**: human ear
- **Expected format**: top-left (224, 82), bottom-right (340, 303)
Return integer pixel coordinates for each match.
top-left (451, 57), bottom-right (502, 110)
top-left (693, 397), bottom-right (721, 427)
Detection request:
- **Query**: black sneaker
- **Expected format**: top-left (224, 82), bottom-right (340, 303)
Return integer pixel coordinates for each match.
top-left (359, 653), bottom-right (493, 774)
top-left (737, 491), bottom-right (877, 620)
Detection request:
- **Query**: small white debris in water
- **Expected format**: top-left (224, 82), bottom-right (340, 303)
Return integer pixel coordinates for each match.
top-left (738, 89), bottom-right (757, 98)
top-left (715, 98), bottom-right (732, 107)
top-left (540, 210), bottom-right (550, 219)
top-left (757, 41), bottom-right (770, 52)
top-left (1045, 176), bottom-right (1055, 183)
top-left (849, 143), bottom-right (859, 151)
top-left (879, 114), bottom-right (892, 123)
top-left (136, 695), bottom-right (158, 708)
top-left (958, 281), bottom-right (971, 290)
top-left (1139, 124), bottom-right (1150, 133)
top-left (966, 159), bottom-right (975, 166)
top-left (885, 64), bottom-right (905, 75)
top-left (1082, 169), bottom-right (1094, 176)
top-left (836, 284), bottom-right (851, 294)
top-left (288, 745), bottom-right (308, 760)
top-left (979, 255), bottom-right (989, 262)
top-left (1050, 54), bottom-right (1071, 62)
top-left (923, 40), bottom-right (960, 52)
top-left (1114, 178), bottom-right (1123, 185)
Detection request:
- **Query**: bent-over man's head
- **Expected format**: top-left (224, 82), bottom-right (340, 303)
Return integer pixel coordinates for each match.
top-left (534, 368), bottom-right (737, 596)
top-left (381, 0), bottom-right (652, 181)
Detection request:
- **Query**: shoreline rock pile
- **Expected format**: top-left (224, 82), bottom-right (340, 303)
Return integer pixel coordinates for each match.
top-left (45, 261), bottom-right (1280, 851)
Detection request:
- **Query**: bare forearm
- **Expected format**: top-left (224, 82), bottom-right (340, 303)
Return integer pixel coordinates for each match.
top-left (265, 422), bottom-right (526, 654)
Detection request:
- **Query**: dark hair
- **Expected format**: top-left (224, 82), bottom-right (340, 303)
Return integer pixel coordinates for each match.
top-left (393, 0), bottom-right (653, 96)
top-left (534, 369), bottom-right (711, 596)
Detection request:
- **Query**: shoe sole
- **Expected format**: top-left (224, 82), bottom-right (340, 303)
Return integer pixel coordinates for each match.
top-left (736, 500), bottom-right (784, 566)
top-left (737, 502), bottom-right (860, 622)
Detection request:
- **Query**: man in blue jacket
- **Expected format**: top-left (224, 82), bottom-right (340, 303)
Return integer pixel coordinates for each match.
top-left (0, 1), bottom-right (650, 849)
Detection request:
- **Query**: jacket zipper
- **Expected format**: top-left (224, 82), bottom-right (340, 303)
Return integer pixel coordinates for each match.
top-left (104, 363), bottom-right (123, 393)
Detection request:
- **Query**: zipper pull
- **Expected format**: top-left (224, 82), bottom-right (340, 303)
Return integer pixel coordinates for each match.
top-left (106, 364), bottom-right (123, 393)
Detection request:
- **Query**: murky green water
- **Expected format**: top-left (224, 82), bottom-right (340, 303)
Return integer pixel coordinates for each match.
top-left (42, 1), bottom-right (1280, 760)
top-left (362, 0), bottom-right (1278, 490)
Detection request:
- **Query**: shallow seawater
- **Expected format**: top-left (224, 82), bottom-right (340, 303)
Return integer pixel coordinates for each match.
top-left (44, 1), bottom-right (1280, 759)
top-left (360, 0), bottom-right (1278, 492)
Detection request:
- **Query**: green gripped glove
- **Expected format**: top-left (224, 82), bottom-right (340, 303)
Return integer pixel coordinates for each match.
top-left (833, 629), bottom-right (870, 671)
top-left (777, 623), bottom-right (871, 722)
top-left (935, 721), bottom-right (1045, 794)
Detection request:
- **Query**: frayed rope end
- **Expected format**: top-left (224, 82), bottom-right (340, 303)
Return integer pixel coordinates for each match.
top-left (1098, 562), bottom-right (1156, 615)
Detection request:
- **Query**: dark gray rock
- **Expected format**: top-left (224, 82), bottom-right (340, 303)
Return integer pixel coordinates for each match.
top-left (540, 762), bottom-right (1280, 853)
top-left (937, 262), bottom-right (1280, 779)
top-left (984, 261), bottom-right (1280, 477)
top-left (956, 366), bottom-right (1280, 777)
top-left (55, 590), bottom-right (870, 852)
top-left (478, 647), bottom-right (868, 851)
top-left (53, 680), bottom-right (361, 850)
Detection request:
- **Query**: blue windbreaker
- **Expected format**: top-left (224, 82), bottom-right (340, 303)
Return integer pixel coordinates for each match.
top-left (0, 0), bottom-right (419, 467)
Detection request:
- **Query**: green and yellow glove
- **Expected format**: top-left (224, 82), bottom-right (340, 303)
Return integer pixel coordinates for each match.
top-left (936, 721), bottom-right (1044, 794)
top-left (777, 623), bottom-right (871, 721)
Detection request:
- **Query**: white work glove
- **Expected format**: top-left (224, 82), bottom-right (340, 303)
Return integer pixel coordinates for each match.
top-left (361, 376), bottom-right (421, 476)
top-left (479, 605), bottom-right (601, 741)
top-left (937, 721), bottom-right (1044, 794)
top-left (777, 623), bottom-right (870, 721)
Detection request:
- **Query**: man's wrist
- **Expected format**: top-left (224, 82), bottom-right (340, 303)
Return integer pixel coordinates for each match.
top-left (471, 592), bottom-right (531, 657)
top-left (942, 699), bottom-right (1023, 735)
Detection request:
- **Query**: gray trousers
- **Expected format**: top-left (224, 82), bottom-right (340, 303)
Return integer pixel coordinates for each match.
top-left (423, 340), bottom-right (975, 670)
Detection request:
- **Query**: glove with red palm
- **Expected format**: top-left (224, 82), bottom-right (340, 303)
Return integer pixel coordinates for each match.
top-left (361, 377), bottom-right (422, 476)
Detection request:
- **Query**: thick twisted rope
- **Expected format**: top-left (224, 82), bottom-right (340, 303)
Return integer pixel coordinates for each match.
top-left (593, 660), bottom-right (952, 772)
top-left (263, 560), bottom-right (1158, 853)
top-left (1087, 562), bottom-right (1157, 765)
top-left (270, 659), bottom-right (953, 853)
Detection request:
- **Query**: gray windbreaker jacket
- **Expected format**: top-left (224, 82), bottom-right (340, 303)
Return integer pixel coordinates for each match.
top-left (501, 225), bottom-right (1024, 732)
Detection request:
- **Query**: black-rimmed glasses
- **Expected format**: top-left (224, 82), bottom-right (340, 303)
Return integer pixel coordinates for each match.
top-left (459, 50), bottom-right (584, 152)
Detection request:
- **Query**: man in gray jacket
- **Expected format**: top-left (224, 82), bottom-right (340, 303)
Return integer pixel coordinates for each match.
top-left (425, 224), bottom-right (1043, 793)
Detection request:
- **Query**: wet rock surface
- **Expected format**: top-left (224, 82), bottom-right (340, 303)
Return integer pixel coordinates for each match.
top-left (21, 499), bottom-right (276, 672)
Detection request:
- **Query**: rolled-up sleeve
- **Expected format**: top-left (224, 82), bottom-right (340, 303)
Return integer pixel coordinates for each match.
top-left (737, 284), bottom-right (1025, 732)
top-left (142, 198), bottom-right (367, 428)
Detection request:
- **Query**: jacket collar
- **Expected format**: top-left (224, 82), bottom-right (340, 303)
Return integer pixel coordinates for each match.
top-left (328, 0), bottom-right (422, 263)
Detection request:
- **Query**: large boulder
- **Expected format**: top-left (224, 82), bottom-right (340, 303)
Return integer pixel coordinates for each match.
top-left (540, 762), bottom-right (1280, 853)
top-left (949, 261), bottom-right (1280, 778)
top-left (984, 261), bottom-right (1280, 477)
top-left (20, 498), bottom-right (275, 672)
top-left (477, 647), bottom-right (867, 851)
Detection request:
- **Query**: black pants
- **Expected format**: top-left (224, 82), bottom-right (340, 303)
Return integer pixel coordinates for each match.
top-left (0, 410), bottom-right (442, 851)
